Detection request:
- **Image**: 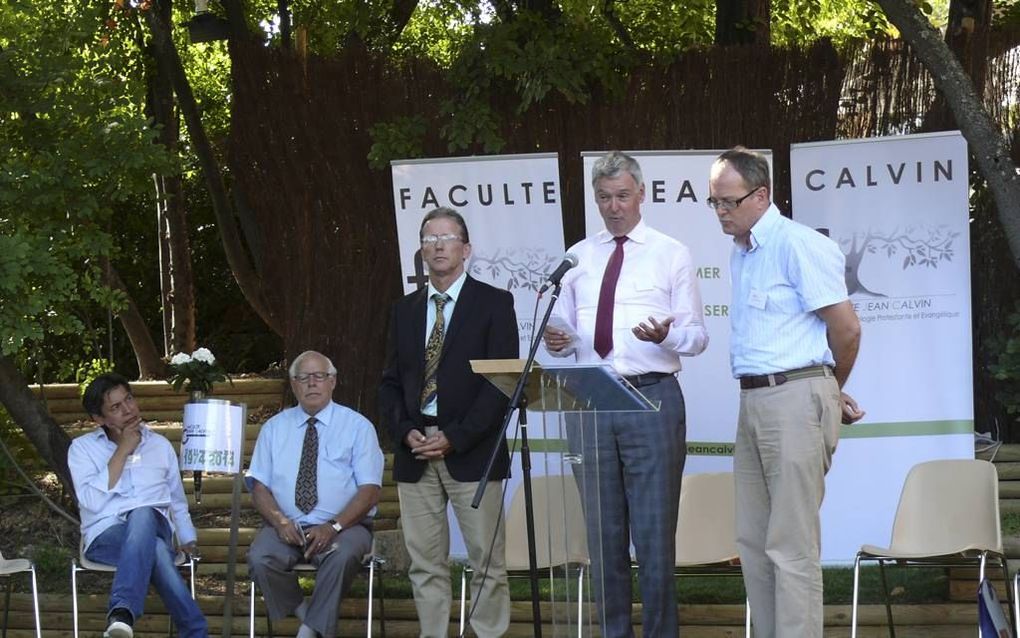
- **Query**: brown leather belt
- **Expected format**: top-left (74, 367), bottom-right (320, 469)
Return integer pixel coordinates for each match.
top-left (738, 365), bottom-right (832, 390)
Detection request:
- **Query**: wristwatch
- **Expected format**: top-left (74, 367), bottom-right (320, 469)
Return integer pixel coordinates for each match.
top-left (330, 520), bottom-right (343, 533)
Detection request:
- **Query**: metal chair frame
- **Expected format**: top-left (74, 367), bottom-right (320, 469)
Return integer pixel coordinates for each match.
top-left (71, 536), bottom-right (198, 638)
top-left (248, 550), bottom-right (386, 638)
top-left (0, 552), bottom-right (41, 638)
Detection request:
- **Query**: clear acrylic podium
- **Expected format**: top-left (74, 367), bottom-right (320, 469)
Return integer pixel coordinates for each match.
top-left (471, 359), bottom-right (660, 637)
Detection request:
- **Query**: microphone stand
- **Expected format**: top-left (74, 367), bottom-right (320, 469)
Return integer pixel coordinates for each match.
top-left (472, 282), bottom-right (565, 638)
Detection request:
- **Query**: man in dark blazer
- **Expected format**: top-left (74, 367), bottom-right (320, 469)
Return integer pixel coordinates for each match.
top-left (379, 207), bottom-right (519, 638)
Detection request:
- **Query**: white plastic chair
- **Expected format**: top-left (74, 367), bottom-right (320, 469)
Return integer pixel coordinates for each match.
top-left (0, 550), bottom-right (41, 638)
top-left (248, 543), bottom-right (384, 638)
top-left (850, 459), bottom-right (1013, 637)
top-left (71, 536), bottom-right (198, 638)
top-left (459, 474), bottom-right (590, 637)
top-left (674, 472), bottom-right (751, 636)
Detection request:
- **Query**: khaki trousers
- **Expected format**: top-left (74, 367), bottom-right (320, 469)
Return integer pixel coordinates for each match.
top-left (734, 374), bottom-right (841, 638)
top-left (398, 456), bottom-right (509, 638)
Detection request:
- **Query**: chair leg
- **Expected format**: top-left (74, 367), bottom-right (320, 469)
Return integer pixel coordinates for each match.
top-left (249, 579), bottom-right (256, 638)
top-left (459, 566), bottom-right (468, 636)
top-left (1000, 557), bottom-right (1015, 633)
top-left (978, 553), bottom-right (987, 638)
top-left (29, 566), bottom-right (41, 638)
top-left (877, 559), bottom-right (895, 638)
top-left (1014, 571), bottom-right (1020, 638)
top-left (71, 562), bottom-right (80, 638)
top-left (3, 575), bottom-right (12, 638)
top-left (367, 559), bottom-right (374, 638)
top-left (576, 565), bottom-right (585, 638)
top-left (376, 563), bottom-right (386, 638)
top-left (851, 553), bottom-right (862, 638)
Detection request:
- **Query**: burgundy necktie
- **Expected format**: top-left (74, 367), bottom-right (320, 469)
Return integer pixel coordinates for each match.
top-left (594, 236), bottom-right (627, 358)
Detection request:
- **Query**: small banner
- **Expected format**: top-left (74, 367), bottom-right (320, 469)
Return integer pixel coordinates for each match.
top-left (179, 399), bottom-right (245, 474)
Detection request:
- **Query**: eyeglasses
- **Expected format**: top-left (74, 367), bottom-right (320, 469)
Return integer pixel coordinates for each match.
top-left (421, 233), bottom-right (463, 246)
top-left (706, 187), bottom-right (762, 212)
top-left (292, 371), bottom-right (334, 383)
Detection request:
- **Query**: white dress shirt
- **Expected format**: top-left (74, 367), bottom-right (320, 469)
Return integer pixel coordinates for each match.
top-left (549, 219), bottom-right (708, 376)
top-left (69, 424), bottom-right (196, 551)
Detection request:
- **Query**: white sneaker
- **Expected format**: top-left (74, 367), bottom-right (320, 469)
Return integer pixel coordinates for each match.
top-left (104, 620), bottom-right (133, 638)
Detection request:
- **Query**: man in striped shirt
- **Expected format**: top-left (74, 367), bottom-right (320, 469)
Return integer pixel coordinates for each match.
top-left (709, 146), bottom-right (863, 638)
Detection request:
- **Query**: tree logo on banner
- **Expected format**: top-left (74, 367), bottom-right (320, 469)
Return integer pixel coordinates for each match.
top-left (469, 248), bottom-right (560, 291)
top-left (819, 225), bottom-right (960, 297)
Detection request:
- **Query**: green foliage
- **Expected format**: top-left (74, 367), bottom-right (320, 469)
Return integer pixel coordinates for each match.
top-left (0, 1), bottom-right (174, 364)
top-left (76, 358), bottom-right (116, 397)
top-left (990, 302), bottom-right (1020, 423)
top-left (368, 115), bottom-right (428, 167)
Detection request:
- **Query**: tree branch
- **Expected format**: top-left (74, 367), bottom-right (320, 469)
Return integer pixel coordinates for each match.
top-left (144, 1), bottom-right (282, 334)
top-left (875, 0), bottom-right (1020, 270)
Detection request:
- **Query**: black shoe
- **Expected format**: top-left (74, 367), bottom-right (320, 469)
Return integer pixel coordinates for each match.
top-left (105, 608), bottom-right (133, 638)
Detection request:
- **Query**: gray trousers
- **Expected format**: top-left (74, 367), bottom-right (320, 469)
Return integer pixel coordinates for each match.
top-left (569, 376), bottom-right (686, 638)
top-left (248, 523), bottom-right (372, 637)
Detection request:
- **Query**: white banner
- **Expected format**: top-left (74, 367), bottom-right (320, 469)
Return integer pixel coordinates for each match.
top-left (390, 153), bottom-right (566, 556)
top-left (180, 399), bottom-right (245, 474)
top-left (791, 131), bottom-right (973, 560)
top-left (580, 150), bottom-right (771, 474)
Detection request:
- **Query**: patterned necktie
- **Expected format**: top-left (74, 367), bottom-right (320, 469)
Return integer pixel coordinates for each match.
top-left (594, 236), bottom-right (628, 358)
top-left (294, 417), bottom-right (318, 514)
top-left (420, 293), bottom-right (450, 410)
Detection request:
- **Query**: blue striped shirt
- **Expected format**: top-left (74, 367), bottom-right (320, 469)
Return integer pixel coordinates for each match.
top-left (729, 205), bottom-right (848, 377)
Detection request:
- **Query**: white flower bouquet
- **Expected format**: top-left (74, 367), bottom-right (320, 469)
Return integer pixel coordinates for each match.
top-left (167, 347), bottom-right (228, 395)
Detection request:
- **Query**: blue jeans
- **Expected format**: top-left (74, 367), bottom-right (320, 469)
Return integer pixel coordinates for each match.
top-left (85, 507), bottom-right (207, 638)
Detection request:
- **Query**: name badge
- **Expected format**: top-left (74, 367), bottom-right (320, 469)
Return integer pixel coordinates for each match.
top-left (748, 289), bottom-right (767, 310)
top-left (128, 453), bottom-right (142, 465)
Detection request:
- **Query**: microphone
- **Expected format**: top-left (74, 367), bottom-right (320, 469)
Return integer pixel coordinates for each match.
top-left (538, 253), bottom-right (579, 293)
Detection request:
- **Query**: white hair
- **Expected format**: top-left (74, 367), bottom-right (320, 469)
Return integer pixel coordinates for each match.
top-left (288, 350), bottom-right (337, 378)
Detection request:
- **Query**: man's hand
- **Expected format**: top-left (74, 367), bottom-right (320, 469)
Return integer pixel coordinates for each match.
top-left (404, 429), bottom-right (427, 454)
top-left (272, 517), bottom-right (305, 547)
top-left (841, 392), bottom-right (865, 425)
top-left (632, 316), bottom-right (674, 344)
top-left (179, 541), bottom-right (199, 558)
top-left (116, 420), bottom-right (142, 453)
top-left (303, 523), bottom-right (338, 561)
top-left (414, 431), bottom-right (453, 461)
top-left (543, 326), bottom-right (572, 352)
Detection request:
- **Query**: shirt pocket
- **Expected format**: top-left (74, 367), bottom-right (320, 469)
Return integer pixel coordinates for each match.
top-left (324, 440), bottom-right (353, 471)
top-left (125, 452), bottom-right (170, 488)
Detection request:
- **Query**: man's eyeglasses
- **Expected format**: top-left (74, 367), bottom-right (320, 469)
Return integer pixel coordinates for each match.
top-left (706, 187), bottom-right (762, 212)
top-left (421, 233), bottom-right (463, 246)
top-left (292, 371), bottom-right (334, 383)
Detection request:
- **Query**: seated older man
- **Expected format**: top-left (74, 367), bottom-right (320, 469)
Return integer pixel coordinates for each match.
top-left (247, 350), bottom-right (384, 638)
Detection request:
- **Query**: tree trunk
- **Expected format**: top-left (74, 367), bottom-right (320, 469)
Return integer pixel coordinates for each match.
top-left (0, 352), bottom-right (74, 493)
top-left (147, 1), bottom-right (197, 355)
top-left (876, 0), bottom-right (1020, 270)
top-left (143, 0), bottom-right (282, 336)
top-left (715, 0), bottom-right (770, 46)
top-left (101, 259), bottom-right (169, 379)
